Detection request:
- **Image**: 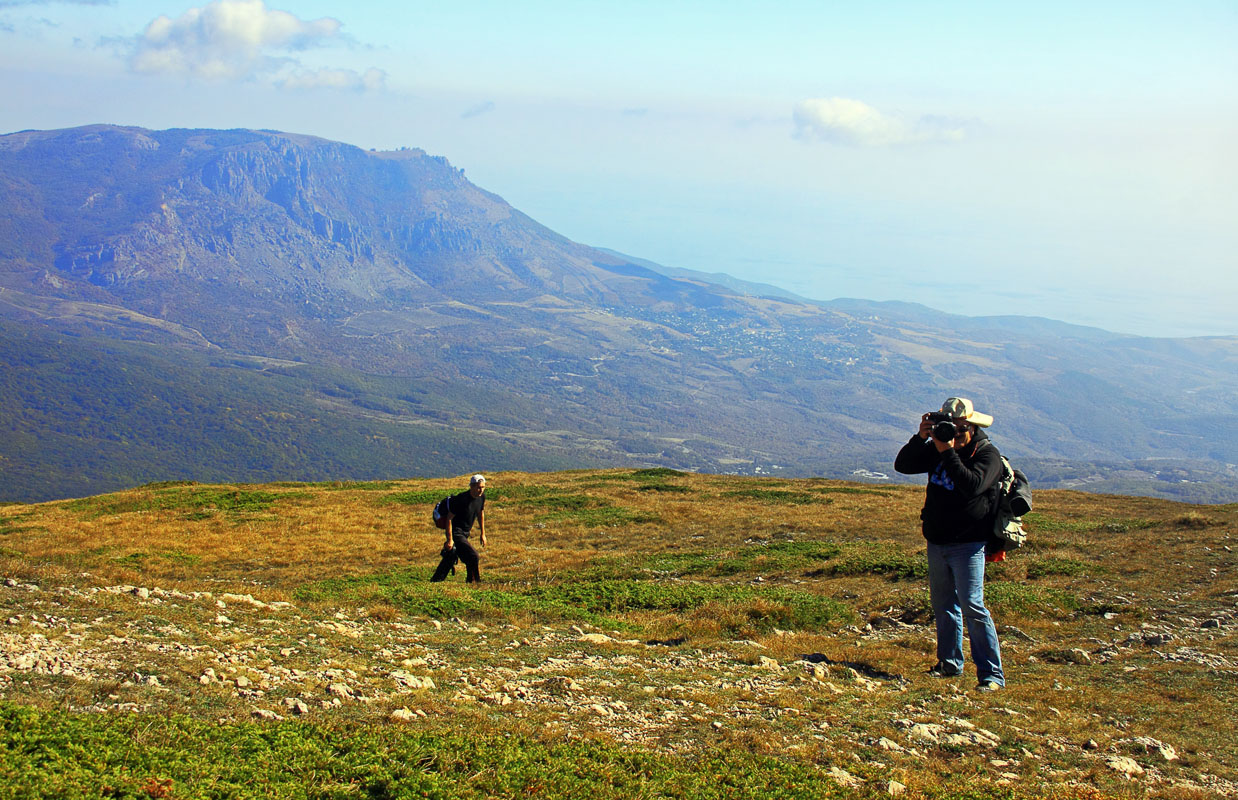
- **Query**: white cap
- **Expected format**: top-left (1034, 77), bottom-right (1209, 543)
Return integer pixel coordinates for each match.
top-left (470, 474), bottom-right (486, 485)
top-left (941, 397), bottom-right (994, 428)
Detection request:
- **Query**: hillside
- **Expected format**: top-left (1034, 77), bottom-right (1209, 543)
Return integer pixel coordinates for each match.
top-left (1, 471), bottom-right (1235, 798)
top-left (2, 125), bottom-right (1237, 503)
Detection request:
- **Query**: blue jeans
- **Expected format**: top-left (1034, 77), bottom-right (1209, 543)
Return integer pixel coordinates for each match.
top-left (926, 541), bottom-right (1004, 685)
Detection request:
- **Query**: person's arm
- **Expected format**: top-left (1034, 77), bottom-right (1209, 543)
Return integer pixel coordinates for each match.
top-left (444, 509), bottom-right (455, 551)
top-left (937, 445), bottom-right (1002, 498)
top-left (477, 509), bottom-right (486, 547)
top-left (894, 414), bottom-right (937, 475)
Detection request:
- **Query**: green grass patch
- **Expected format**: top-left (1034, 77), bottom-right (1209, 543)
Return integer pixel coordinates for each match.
top-left (0, 512), bottom-right (38, 537)
top-left (1026, 557), bottom-right (1095, 579)
top-left (485, 484), bottom-right (559, 503)
top-left (295, 571), bottom-right (853, 634)
top-left (530, 495), bottom-right (660, 527)
top-left (721, 489), bottom-right (827, 504)
top-left (808, 486), bottom-right (896, 497)
top-left (819, 546), bottom-right (926, 580)
top-left (113, 550), bottom-right (203, 568)
top-left (377, 489), bottom-right (447, 506)
top-left (714, 540), bottom-right (844, 576)
top-left (61, 487), bottom-right (287, 518)
top-left (1022, 513), bottom-right (1156, 534)
top-left (0, 702), bottom-right (872, 800)
top-left (985, 581), bottom-right (1078, 615)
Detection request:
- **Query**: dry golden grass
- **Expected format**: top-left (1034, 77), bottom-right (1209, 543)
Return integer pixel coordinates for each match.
top-left (1, 469), bottom-right (1235, 799)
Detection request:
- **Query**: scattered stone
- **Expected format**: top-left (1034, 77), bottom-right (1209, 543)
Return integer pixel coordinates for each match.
top-left (828, 767), bottom-right (861, 788)
top-left (1201, 619), bottom-right (1222, 629)
top-left (541, 676), bottom-right (582, 695)
top-left (391, 671), bottom-right (435, 690)
top-left (1001, 625), bottom-right (1036, 643)
top-left (251, 709), bottom-right (283, 721)
top-left (580, 633), bottom-right (614, 644)
top-left (214, 615), bottom-right (233, 625)
top-left (757, 656), bottom-right (781, 671)
top-left (327, 683), bottom-right (354, 699)
top-left (1084, 739), bottom-right (1100, 750)
top-left (887, 780), bottom-right (907, 796)
top-left (283, 698), bottom-right (310, 715)
top-left (390, 708), bottom-right (417, 722)
top-left (1107, 756), bottom-right (1145, 777)
top-left (1128, 736), bottom-right (1179, 762)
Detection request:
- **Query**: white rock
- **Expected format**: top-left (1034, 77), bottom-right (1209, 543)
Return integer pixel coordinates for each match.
top-left (391, 671), bottom-right (435, 690)
top-left (757, 656), bottom-right (781, 671)
top-left (390, 708), bottom-right (417, 722)
top-left (1107, 756), bottom-right (1145, 776)
top-left (828, 767), bottom-right (860, 788)
top-left (251, 709), bottom-right (283, 721)
top-left (327, 682), bottom-right (353, 698)
top-left (888, 780), bottom-right (907, 796)
top-left (580, 633), bottom-right (614, 644)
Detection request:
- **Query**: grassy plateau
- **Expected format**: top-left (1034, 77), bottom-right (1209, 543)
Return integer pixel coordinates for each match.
top-left (0, 469), bottom-right (1234, 799)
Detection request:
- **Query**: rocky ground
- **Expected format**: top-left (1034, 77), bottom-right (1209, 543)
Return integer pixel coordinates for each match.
top-left (3, 574), bottom-right (1235, 798)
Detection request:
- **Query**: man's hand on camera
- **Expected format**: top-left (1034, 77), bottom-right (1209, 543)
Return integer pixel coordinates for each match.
top-left (918, 413), bottom-right (935, 440)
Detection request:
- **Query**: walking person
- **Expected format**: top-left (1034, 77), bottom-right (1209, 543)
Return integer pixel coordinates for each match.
top-left (430, 474), bottom-right (488, 583)
top-left (895, 397), bottom-right (1005, 691)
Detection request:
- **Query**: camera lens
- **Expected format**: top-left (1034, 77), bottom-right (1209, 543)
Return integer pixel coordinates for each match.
top-left (932, 420), bottom-right (957, 442)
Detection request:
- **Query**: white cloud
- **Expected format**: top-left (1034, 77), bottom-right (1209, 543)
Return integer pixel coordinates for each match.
top-left (281, 66), bottom-right (385, 92)
top-left (128, 0), bottom-right (379, 91)
top-left (793, 97), bottom-right (966, 147)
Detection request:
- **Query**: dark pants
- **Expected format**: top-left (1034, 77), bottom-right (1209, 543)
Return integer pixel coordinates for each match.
top-left (430, 535), bottom-right (480, 583)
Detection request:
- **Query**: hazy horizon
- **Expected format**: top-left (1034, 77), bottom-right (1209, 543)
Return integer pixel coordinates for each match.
top-left (2, 0), bottom-right (1234, 338)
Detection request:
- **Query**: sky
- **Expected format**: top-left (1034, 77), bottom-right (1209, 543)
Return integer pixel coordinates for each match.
top-left (1, 1), bottom-right (1235, 338)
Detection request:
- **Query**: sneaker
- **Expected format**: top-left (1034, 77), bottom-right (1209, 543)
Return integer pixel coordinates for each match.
top-left (927, 662), bottom-right (962, 677)
top-left (977, 679), bottom-right (1002, 692)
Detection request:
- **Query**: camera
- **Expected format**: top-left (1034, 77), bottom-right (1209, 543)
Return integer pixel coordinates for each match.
top-left (927, 412), bottom-right (958, 442)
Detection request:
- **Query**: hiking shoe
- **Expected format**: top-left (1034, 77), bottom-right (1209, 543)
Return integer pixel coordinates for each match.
top-left (927, 662), bottom-right (962, 678)
top-left (977, 679), bottom-right (1002, 692)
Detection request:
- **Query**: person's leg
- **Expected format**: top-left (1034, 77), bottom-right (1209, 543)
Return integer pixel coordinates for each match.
top-left (456, 538), bottom-right (480, 583)
top-left (952, 541), bottom-right (1004, 686)
top-left (430, 546), bottom-right (457, 582)
top-left (926, 542), bottom-right (964, 674)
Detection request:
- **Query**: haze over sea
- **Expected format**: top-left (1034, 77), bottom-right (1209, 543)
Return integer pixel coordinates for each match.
top-left (1, 1), bottom-right (1235, 338)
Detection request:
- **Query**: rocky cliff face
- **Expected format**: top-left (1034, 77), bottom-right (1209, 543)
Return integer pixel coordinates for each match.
top-left (1, 125), bottom-right (704, 358)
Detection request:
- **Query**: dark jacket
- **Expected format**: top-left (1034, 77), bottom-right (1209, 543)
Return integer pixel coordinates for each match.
top-left (894, 428), bottom-right (1003, 544)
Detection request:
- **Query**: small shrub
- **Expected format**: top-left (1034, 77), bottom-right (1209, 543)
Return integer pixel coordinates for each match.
top-left (1174, 512), bottom-right (1215, 529)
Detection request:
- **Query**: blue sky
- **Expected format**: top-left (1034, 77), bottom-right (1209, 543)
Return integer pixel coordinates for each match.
top-left (2, 0), bottom-right (1235, 337)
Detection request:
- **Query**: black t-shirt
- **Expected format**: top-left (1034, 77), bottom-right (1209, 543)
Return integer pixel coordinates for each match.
top-left (447, 490), bottom-right (484, 534)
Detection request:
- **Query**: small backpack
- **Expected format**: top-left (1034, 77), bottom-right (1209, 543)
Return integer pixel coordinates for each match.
top-left (431, 496), bottom-right (451, 530)
top-left (992, 454), bottom-right (1032, 551)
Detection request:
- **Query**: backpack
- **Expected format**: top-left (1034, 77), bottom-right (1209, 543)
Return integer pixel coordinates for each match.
top-left (991, 454), bottom-right (1032, 552)
top-left (431, 496), bottom-right (451, 530)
